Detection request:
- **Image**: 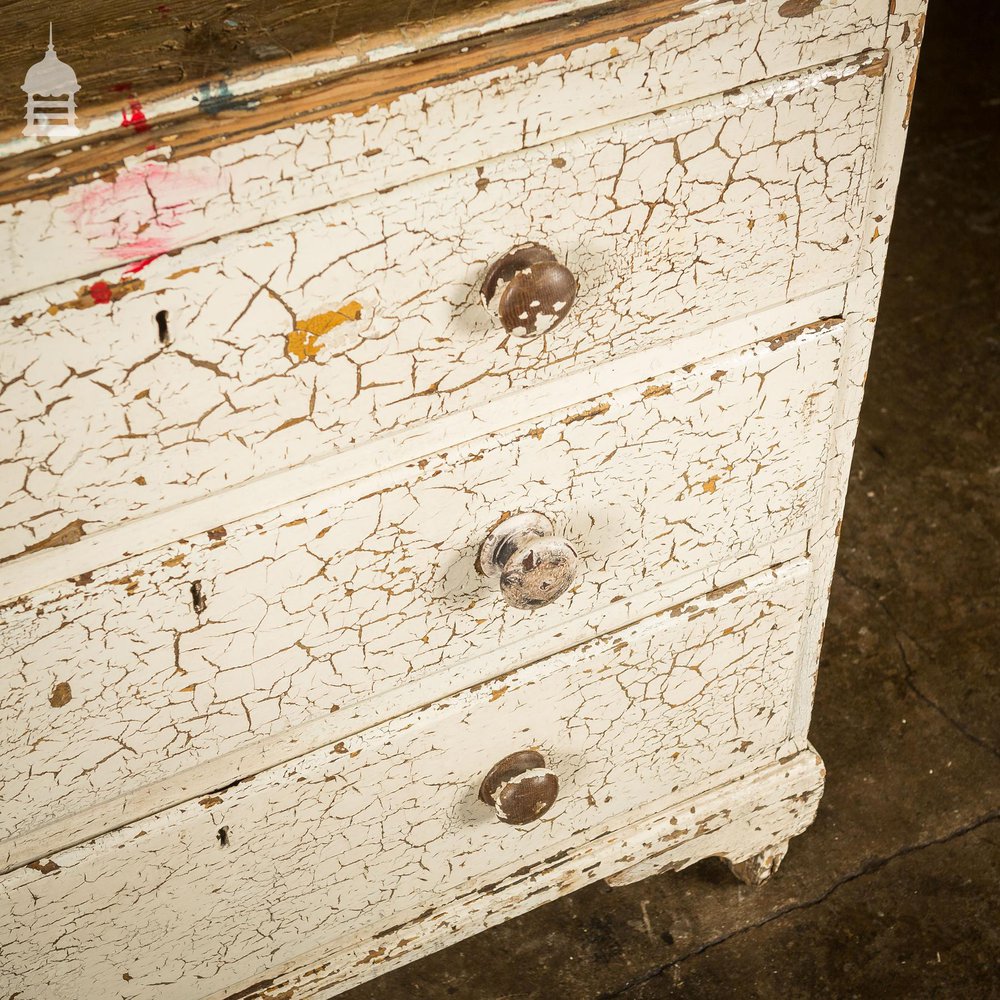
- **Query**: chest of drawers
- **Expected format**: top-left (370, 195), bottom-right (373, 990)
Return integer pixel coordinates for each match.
top-left (0, 1), bottom-right (925, 997)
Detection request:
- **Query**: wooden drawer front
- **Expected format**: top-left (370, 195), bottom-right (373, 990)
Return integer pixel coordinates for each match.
top-left (0, 560), bottom-right (811, 1000)
top-left (0, 52), bottom-right (883, 562)
top-left (0, 320), bottom-right (840, 850)
top-left (0, 0), bottom-right (888, 298)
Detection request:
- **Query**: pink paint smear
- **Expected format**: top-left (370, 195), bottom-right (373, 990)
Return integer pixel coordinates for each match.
top-left (63, 159), bottom-right (228, 262)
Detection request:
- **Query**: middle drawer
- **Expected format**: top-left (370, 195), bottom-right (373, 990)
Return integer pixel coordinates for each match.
top-left (0, 318), bottom-right (841, 852)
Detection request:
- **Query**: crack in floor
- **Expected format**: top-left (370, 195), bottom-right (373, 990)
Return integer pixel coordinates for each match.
top-left (835, 565), bottom-right (1000, 761)
top-left (599, 810), bottom-right (1000, 999)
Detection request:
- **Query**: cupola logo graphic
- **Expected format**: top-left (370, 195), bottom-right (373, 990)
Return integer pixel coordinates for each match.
top-left (22, 24), bottom-right (81, 138)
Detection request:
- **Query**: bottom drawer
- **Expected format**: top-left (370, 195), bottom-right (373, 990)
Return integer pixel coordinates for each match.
top-left (2, 558), bottom-right (813, 1000)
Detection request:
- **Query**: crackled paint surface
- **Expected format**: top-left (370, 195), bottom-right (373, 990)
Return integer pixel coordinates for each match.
top-left (786, 0), bottom-right (929, 745)
top-left (0, 323), bottom-right (840, 849)
top-left (0, 0), bottom-right (928, 994)
top-left (0, 562), bottom-right (814, 1000)
top-left (0, 55), bottom-right (881, 562)
top-left (0, 0), bottom-right (888, 298)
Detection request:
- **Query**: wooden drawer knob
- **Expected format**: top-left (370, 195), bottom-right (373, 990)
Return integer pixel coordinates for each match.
top-left (478, 512), bottom-right (579, 610)
top-left (479, 750), bottom-right (559, 825)
top-left (481, 243), bottom-right (577, 337)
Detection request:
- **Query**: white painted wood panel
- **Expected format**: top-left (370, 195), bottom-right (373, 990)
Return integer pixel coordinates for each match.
top-left (0, 53), bottom-right (884, 563)
top-left (0, 559), bottom-right (812, 1000)
top-left (0, 320), bottom-right (841, 851)
top-left (208, 749), bottom-right (825, 1000)
top-left (0, 0), bottom-right (889, 297)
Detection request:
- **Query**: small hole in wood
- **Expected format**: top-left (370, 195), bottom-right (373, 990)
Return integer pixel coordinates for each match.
top-left (190, 581), bottom-right (207, 615)
top-left (155, 310), bottom-right (171, 346)
top-left (217, 826), bottom-right (230, 848)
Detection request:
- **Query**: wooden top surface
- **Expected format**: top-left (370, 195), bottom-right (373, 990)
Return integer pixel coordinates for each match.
top-left (0, 0), bottom-right (691, 201)
top-left (2, 0), bottom-right (598, 139)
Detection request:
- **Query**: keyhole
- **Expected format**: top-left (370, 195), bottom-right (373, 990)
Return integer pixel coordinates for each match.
top-left (155, 310), bottom-right (171, 346)
top-left (190, 581), bottom-right (207, 615)
top-left (217, 826), bottom-right (230, 848)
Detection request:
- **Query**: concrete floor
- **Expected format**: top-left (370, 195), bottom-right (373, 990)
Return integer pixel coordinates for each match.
top-left (344, 6), bottom-right (1000, 998)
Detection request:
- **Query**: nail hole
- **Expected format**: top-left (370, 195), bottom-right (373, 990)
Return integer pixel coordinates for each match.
top-left (155, 310), bottom-right (171, 346)
top-left (190, 580), bottom-right (207, 614)
top-left (217, 826), bottom-right (230, 848)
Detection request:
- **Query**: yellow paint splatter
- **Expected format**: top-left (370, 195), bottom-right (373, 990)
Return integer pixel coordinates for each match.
top-left (702, 475), bottom-right (720, 494)
top-left (286, 301), bottom-right (363, 361)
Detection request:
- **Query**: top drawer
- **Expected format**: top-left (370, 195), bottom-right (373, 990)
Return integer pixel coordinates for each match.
top-left (0, 0), bottom-right (888, 296)
top-left (0, 52), bottom-right (885, 564)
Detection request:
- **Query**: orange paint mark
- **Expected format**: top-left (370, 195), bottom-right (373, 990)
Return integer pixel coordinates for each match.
top-left (702, 476), bottom-right (720, 494)
top-left (287, 301), bottom-right (363, 361)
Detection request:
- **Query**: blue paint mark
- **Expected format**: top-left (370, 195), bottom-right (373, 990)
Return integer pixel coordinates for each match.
top-left (195, 81), bottom-right (260, 115)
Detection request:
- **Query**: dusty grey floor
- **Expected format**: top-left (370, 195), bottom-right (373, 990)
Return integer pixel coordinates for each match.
top-left (343, 6), bottom-right (1000, 998)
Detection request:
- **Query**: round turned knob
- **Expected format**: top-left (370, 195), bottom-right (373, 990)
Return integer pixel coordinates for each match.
top-left (479, 750), bottom-right (559, 825)
top-left (481, 243), bottom-right (577, 337)
top-left (477, 512), bottom-right (579, 611)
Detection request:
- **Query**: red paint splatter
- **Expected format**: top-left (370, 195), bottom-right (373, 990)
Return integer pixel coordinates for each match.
top-left (89, 281), bottom-right (113, 304)
top-left (111, 81), bottom-right (134, 93)
top-left (121, 100), bottom-right (149, 133)
top-left (123, 255), bottom-right (160, 275)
